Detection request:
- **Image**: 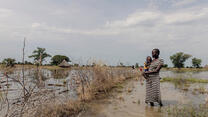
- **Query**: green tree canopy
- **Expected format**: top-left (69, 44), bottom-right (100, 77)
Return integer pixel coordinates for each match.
top-left (163, 64), bottom-right (168, 68)
top-left (135, 63), bottom-right (139, 68)
top-left (170, 52), bottom-right (191, 68)
top-left (29, 47), bottom-right (51, 65)
top-left (51, 55), bottom-right (70, 65)
top-left (2, 58), bottom-right (16, 67)
top-left (192, 57), bottom-right (202, 68)
top-left (119, 62), bottom-right (124, 67)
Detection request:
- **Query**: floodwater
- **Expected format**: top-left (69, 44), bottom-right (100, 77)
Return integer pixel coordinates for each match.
top-left (0, 68), bottom-right (208, 117)
top-left (160, 70), bottom-right (208, 79)
top-left (79, 80), bottom-right (208, 117)
top-left (0, 68), bottom-right (134, 101)
top-left (1, 69), bottom-right (208, 101)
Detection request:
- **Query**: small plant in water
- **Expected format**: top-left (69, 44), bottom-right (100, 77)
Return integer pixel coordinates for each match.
top-left (194, 86), bottom-right (207, 94)
top-left (165, 103), bottom-right (208, 117)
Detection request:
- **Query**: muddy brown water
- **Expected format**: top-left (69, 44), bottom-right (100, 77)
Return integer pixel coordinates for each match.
top-left (160, 70), bottom-right (208, 79)
top-left (1, 69), bottom-right (208, 101)
top-left (79, 80), bottom-right (208, 117)
top-left (0, 68), bottom-right (135, 101)
top-left (0, 69), bottom-right (208, 117)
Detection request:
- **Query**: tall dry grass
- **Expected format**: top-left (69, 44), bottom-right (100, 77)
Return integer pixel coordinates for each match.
top-left (34, 65), bottom-right (139, 117)
top-left (34, 100), bottom-right (85, 117)
top-left (76, 65), bottom-right (139, 101)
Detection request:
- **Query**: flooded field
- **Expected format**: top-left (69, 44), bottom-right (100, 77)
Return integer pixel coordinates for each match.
top-left (79, 69), bottom-right (208, 117)
top-left (0, 67), bottom-right (135, 99)
top-left (80, 77), bottom-right (208, 117)
top-left (0, 66), bottom-right (137, 116)
top-left (161, 70), bottom-right (208, 79)
top-left (0, 67), bottom-right (208, 117)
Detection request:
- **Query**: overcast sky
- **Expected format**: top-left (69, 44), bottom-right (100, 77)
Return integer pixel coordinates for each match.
top-left (0, 0), bottom-right (208, 66)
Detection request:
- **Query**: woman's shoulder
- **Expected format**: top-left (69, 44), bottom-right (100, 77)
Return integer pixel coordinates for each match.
top-left (158, 58), bottom-right (164, 61)
top-left (158, 58), bottom-right (164, 65)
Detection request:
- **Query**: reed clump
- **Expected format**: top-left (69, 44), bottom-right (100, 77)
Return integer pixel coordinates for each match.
top-left (34, 100), bottom-right (86, 117)
top-left (76, 65), bottom-right (138, 101)
top-left (34, 65), bottom-right (138, 117)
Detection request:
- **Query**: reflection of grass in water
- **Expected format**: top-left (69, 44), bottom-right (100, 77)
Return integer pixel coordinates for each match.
top-left (161, 77), bottom-right (208, 94)
top-left (161, 77), bottom-right (208, 84)
top-left (161, 77), bottom-right (208, 91)
top-left (50, 69), bottom-right (69, 79)
top-left (165, 104), bottom-right (208, 117)
top-left (48, 83), bottom-right (65, 87)
top-left (41, 65), bottom-right (68, 70)
top-left (193, 86), bottom-right (208, 94)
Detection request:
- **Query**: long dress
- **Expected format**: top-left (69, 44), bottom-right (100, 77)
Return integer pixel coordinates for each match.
top-left (145, 58), bottom-right (164, 103)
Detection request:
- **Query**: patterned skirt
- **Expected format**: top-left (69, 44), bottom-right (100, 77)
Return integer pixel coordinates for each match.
top-left (145, 74), bottom-right (161, 103)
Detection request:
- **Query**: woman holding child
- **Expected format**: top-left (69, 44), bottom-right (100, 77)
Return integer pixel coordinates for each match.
top-left (142, 48), bottom-right (164, 107)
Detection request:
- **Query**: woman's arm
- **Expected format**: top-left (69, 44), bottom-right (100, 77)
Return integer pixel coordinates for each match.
top-left (145, 64), bottom-right (163, 75)
top-left (142, 72), bottom-right (148, 79)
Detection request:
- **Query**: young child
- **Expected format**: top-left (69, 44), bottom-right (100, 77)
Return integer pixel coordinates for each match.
top-left (139, 56), bottom-right (152, 85)
top-left (144, 56), bottom-right (152, 72)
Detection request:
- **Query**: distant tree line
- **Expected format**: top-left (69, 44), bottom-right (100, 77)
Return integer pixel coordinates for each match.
top-left (1, 47), bottom-right (72, 67)
top-left (0, 47), bottom-right (204, 68)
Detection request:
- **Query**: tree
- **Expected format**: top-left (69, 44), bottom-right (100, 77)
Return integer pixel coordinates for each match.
top-left (119, 62), bottom-right (124, 67)
top-left (25, 61), bottom-right (33, 65)
top-left (192, 57), bottom-right (202, 68)
top-left (2, 58), bottom-right (16, 67)
top-left (163, 64), bottom-right (168, 68)
top-left (29, 47), bottom-right (51, 65)
top-left (170, 52), bottom-right (191, 68)
top-left (135, 63), bottom-right (139, 68)
top-left (51, 55), bottom-right (70, 65)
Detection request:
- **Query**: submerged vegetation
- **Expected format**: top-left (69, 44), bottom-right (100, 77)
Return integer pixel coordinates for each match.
top-left (166, 103), bottom-right (208, 117)
top-left (34, 66), bottom-right (139, 117)
top-left (162, 67), bottom-right (208, 72)
top-left (35, 100), bottom-right (86, 117)
top-left (193, 86), bottom-right (208, 94)
top-left (0, 45), bottom-right (207, 117)
top-left (0, 63), bottom-right (139, 117)
top-left (160, 77), bottom-right (208, 83)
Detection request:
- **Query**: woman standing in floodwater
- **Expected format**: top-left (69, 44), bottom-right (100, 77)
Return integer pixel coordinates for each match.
top-left (142, 48), bottom-right (164, 106)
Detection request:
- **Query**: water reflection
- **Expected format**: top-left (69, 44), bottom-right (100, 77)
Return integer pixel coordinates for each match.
top-left (145, 106), bottom-right (162, 117)
top-left (1, 68), bottom-right (208, 117)
top-left (160, 70), bottom-right (208, 79)
top-left (50, 69), bottom-right (69, 79)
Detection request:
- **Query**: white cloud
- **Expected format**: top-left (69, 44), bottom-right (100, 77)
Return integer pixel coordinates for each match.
top-left (29, 7), bottom-right (208, 37)
top-left (163, 8), bottom-right (208, 24)
top-left (0, 8), bottom-right (13, 18)
top-left (104, 7), bottom-right (208, 29)
top-left (172, 0), bottom-right (197, 7)
top-left (105, 11), bottom-right (160, 28)
top-left (31, 22), bottom-right (120, 36)
top-left (32, 23), bottom-right (41, 28)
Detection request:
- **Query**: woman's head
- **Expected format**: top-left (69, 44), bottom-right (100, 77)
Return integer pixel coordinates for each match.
top-left (152, 48), bottom-right (160, 59)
